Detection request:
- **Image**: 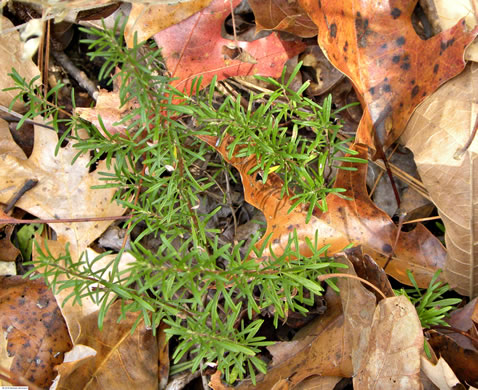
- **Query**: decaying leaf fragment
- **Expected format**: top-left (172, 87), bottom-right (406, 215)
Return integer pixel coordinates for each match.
top-left (199, 135), bottom-right (446, 287)
top-left (402, 62), bottom-right (478, 297)
top-left (298, 0), bottom-right (478, 152)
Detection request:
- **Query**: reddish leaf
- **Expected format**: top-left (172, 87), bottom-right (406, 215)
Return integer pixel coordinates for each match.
top-left (198, 135), bottom-right (445, 287)
top-left (0, 276), bottom-right (72, 388)
top-left (153, 0), bottom-right (305, 92)
top-left (298, 0), bottom-right (478, 152)
top-left (249, 0), bottom-right (317, 38)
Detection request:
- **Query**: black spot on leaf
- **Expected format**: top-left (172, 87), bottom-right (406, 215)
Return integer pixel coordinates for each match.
top-left (411, 85), bottom-right (419, 97)
top-left (343, 41), bottom-right (349, 52)
top-left (382, 243), bottom-right (393, 253)
top-left (355, 12), bottom-right (372, 48)
top-left (330, 23), bottom-right (337, 38)
top-left (396, 36), bottom-right (406, 46)
top-left (433, 63), bottom-right (439, 73)
top-left (391, 8), bottom-right (401, 19)
top-left (383, 84), bottom-right (391, 92)
top-left (440, 38), bottom-right (455, 54)
top-left (369, 86), bottom-right (375, 95)
top-left (392, 55), bottom-right (400, 63)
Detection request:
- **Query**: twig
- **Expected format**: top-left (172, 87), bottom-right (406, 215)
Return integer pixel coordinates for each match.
top-left (403, 215), bottom-right (442, 225)
top-left (0, 215), bottom-right (132, 224)
top-left (383, 211), bottom-right (406, 271)
top-left (0, 105), bottom-right (55, 130)
top-left (4, 179), bottom-right (38, 213)
top-left (317, 273), bottom-right (387, 300)
top-left (52, 51), bottom-right (98, 100)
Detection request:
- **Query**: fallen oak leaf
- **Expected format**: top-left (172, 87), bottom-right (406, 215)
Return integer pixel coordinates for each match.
top-left (153, 0), bottom-right (306, 93)
top-left (198, 134), bottom-right (446, 287)
top-left (298, 0), bottom-right (478, 153)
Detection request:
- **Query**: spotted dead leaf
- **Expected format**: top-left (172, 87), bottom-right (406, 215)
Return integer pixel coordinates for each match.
top-left (298, 0), bottom-right (478, 153)
top-left (0, 276), bottom-right (72, 389)
top-left (199, 135), bottom-right (446, 287)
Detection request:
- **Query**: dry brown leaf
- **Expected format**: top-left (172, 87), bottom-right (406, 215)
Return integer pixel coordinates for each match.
top-left (401, 62), bottom-right (478, 297)
top-left (354, 295), bottom-right (423, 389)
top-left (0, 225), bottom-right (20, 264)
top-left (0, 16), bottom-right (40, 112)
top-left (200, 135), bottom-right (446, 287)
top-left (54, 300), bottom-right (158, 390)
top-left (0, 122), bottom-right (125, 253)
top-left (421, 356), bottom-right (463, 390)
top-left (124, 0), bottom-right (213, 48)
top-left (0, 276), bottom-right (72, 389)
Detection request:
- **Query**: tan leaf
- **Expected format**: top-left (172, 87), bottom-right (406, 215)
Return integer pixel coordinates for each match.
top-left (54, 300), bottom-right (158, 390)
top-left (0, 122), bottom-right (125, 253)
top-left (0, 16), bottom-right (40, 112)
top-left (354, 295), bottom-right (423, 389)
top-left (0, 276), bottom-right (72, 389)
top-left (401, 62), bottom-right (478, 297)
top-left (124, 1), bottom-right (213, 48)
top-left (421, 356), bottom-right (462, 390)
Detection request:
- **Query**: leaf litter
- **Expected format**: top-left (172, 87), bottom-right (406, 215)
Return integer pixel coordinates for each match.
top-left (0, 0), bottom-right (478, 389)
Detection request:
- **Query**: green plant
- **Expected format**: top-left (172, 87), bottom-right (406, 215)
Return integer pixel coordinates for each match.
top-left (7, 19), bottom-right (363, 384)
top-left (395, 270), bottom-right (461, 329)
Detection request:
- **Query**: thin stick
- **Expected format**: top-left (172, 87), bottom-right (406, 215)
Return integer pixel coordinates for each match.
top-left (4, 179), bottom-right (38, 213)
top-left (403, 215), bottom-right (442, 225)
top-left (317, 273), bottom-right (387, 300)
top-left (0, 215), bottom-right (132, 225)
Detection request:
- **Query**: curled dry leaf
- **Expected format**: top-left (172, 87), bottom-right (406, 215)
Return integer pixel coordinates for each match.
top-left (298, 0), bottom-right (478, 152)
top-left (153, 0), bottom-right (305, 92)
top-left (248, 0), bottom-right (317, 38)
top-left (54, 300), bottom-right (158, 390)
top-left (354, 295), bottom-right (423, 389)
top-left (124, 0), bottom-right (213, 48)
top-left (401, 62), bottom-right (478, 297)
top-left (199, 134), bottom-right (446, 287)
top-left (0, 276), bottom-right (72, 389)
